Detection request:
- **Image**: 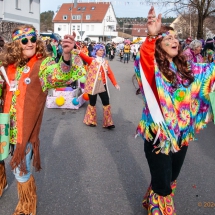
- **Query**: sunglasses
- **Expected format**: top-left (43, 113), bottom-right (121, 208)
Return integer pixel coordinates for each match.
top-left (21, 36), bottom-right (37, 45)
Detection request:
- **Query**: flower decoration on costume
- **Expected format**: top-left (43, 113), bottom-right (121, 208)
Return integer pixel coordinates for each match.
top-left (175, 89), bottom-right (186, 102)
top-left (60, 61), bottom-right (71, 73)
top-left (12, 28), bottom-right (37, 41)
top-left (159, 30), bottom-right (176, 38)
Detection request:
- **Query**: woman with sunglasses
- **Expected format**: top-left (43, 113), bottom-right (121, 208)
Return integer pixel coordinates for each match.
top-left (0, 25), bottom-right (86, 215)
top-left (134, 6), bottom-right (215, 214)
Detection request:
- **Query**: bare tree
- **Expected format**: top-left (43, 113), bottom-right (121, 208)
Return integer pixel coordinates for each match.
top-left (146, 0), bottom-right (215, 39)
top-left (0, 21), bottom-right (23, 42)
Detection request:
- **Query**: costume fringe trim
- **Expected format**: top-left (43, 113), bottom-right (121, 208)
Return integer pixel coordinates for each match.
top-left (0, 161), bottom-right (7, 197)
top-left (13, 175), bottom-right (37, 215)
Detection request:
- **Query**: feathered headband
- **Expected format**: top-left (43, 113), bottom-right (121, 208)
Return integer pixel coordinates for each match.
top-left (12, 28), bottom-right (37, 41)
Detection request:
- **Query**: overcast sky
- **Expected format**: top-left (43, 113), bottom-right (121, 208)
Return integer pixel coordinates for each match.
top-left (40, 0), bottom-right (175, 18)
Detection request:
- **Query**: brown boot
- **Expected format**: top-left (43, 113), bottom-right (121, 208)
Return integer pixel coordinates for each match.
top-left (0, 161), bottom-right (8, 197)
top-left (83, 104), bottom-right (97, 126)
top-left (13, 175), bottom-right (37, 215)
top-left (103, 105), bottom-right (115, 129)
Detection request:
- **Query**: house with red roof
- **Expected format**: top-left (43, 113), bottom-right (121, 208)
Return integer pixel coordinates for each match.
top-left (53, 2), bottom-right (117, 43)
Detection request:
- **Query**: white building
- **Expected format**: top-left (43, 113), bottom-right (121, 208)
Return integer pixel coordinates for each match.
top-left (0, 0), bottom-right (40, 33)
top-left (53, 2), bottom-right (118, 43)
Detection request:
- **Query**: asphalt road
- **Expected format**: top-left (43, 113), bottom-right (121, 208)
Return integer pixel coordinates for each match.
top-left (1, 56), bottom-right (215, 215)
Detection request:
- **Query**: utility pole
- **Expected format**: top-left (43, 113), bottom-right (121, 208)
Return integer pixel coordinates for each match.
top-left (69, 0), bottom-right (77, 35)
top-left (103, 18), bottom-right (105, 42)
top-left (189, 12), bottom-right (191, 37)
top-left (81, 11), bottom-right (83, 41)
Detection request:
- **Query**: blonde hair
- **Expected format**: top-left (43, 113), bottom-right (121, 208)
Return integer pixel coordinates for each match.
top-left (0, 24), bottom-right (49, 67)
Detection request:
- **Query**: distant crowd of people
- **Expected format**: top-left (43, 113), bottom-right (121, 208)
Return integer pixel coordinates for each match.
top-left (181, 36), bottom-right (215, 64)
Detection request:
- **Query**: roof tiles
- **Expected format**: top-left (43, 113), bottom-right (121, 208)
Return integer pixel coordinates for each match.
top-left (53, 2), bottom-right (110, 23)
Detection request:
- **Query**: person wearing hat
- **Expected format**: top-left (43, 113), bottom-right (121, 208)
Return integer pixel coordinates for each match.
top-left (183, 37), bottom-right (192, 51)
top-left (74, 44), bottom-right (120, 129)
top-left (202, 38), bottom-right (214, 63)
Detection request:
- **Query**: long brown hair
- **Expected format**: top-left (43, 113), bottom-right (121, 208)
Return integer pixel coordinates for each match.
top-left (0, 24), bottom-right (49, 67)
top-left (155, 26), bottom-right (194, 88)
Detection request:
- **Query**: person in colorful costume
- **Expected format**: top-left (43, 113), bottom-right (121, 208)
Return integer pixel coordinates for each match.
top-left (134, 7), bottom-right (215, 214)
top-left (183, 39), bottom-right (204, 63)
top-left (202, 38), bottom-right (215, 63)
top-left (0, 25), bottom-right (86, 215)
top-left (74, 44), bottom-right (120, 129)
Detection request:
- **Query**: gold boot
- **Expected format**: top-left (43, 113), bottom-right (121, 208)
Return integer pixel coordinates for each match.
top-left (103, 105), bottom-right (115, 129)
top-left (0, 161), bottom-right (8, 197)
top-left (13, 175), bottom-right (37, 215)
top-left (83, 104), bottom-right (97, 126)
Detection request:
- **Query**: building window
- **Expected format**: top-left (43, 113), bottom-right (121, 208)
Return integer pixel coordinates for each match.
top-left (72, 25), bottom-right (75, 30)
top-left (77, 25), bottom-right (80, 31)
top-left (91, 6), bottom-right (95, 10)
top-left (63, 25), bottom-right (66, 31)
top-left (16, 0), bottom-right (21, 9)
top-left (77, 36), bottom-right (80, 40)
top-left (58, 25), bottom-right (62, 31)
top-left (63, 15), bottom-right (68, 20)
top-left (86, 25), bottom-right (89, 31)
top-left (91, 25), bottom-right (94, 31)
top-left (29, 0), bottom-right (33, 12)
top-left (86, 15), bottom-right (91, 20)
top-left (72, 15), bottom-right (81, 20)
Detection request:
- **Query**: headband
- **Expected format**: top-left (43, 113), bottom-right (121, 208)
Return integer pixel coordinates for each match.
top-left (206, 40), bottom-right (214, 44)
top-left (158, 30), bottom-right (176, 39)
top-left (12, 28), bottom-right (37, 41)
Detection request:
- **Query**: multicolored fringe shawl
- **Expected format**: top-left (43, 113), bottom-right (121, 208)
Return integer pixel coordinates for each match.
top-left (12, 28), bottom-right (36, 41)
top-left (135, 53), bottom-right (215, 155)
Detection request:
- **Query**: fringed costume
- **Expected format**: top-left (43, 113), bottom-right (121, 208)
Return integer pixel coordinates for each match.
top-left (0, 27), bottom-right (86, 214)
top-left (134, 37), bottom-right (215, 214)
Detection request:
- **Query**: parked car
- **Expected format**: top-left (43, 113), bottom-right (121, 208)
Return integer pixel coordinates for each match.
top-left (40, 32), bottom-right (61, 42)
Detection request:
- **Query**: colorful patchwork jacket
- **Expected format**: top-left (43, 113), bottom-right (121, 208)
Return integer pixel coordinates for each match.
top-left (134, 38), bottom-right (215, 155)
top-left (1, 54), bottom-right (86, 171)
top-left (79, 52), bottom-right (117, 95)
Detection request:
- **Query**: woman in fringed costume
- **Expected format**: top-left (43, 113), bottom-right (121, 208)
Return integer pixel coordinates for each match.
top-left (134, 7), bottom-right (215, 214)
top-left (0, 25), bottom-right (86, 215)
top-left (74, 44), bottom-right (120, 129)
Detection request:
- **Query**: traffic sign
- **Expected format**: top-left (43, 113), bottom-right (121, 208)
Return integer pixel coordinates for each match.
top-left (78, 31), bottom-right (85, 36)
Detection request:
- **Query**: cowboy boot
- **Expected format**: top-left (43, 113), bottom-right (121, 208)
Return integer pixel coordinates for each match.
top-left (13, 175), bottom-right (37, 215)
top-left (142, 184), bottom-right (152, 210)
top-left (103, 105), bottom-right (115, 129)
top-left (0, 161), bottom-right (8, 197)
top-left (83, 104), bottom-right (97, 127)
top-left (148, 189), bottom-right (176, 215)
